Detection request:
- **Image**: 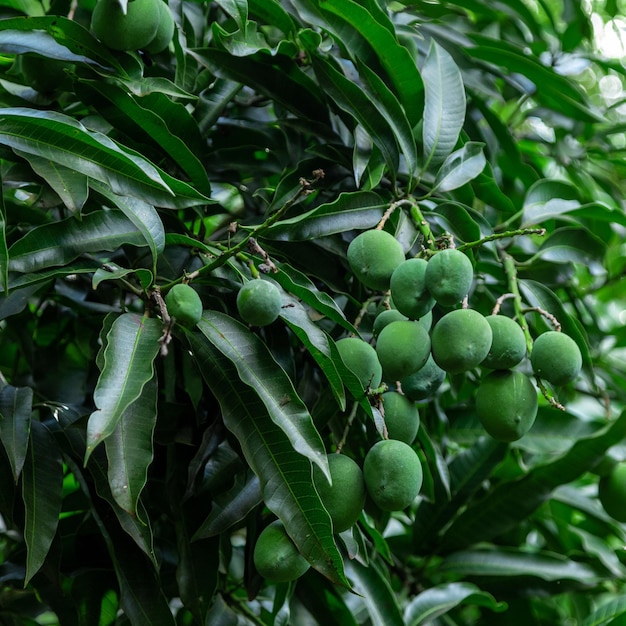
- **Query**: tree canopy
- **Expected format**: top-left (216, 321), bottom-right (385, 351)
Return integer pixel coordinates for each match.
top-left (1, 0), bottom-right (626, 624)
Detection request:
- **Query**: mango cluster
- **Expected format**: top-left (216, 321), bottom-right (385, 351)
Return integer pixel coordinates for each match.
top-left (345, 229), bottom-right (584, 443)
top-left (91, 0), bottom-right (175, 53)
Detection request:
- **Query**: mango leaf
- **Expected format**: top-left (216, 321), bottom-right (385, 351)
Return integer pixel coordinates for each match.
top-left (0, 385), bottom-right (33, 482)
top-left (192, 472), bottom-right (262, 540)
top-left (249, 0), bottom-right (296, 35)
top-left (438, 409), bottom-right (626, 552)
top-left (15, 151), bottom-right (89, 214)
top-left (214, 0), bottom-right (248, 33)
top-left (104, 377), bottom-right (158, 521)
top-left (4, 259), bottom-right (101, 292)
top-left (195, 311), bottom-right (329, 478)
top-left (90, 181), bottom-right (165, 276)
top-left (530, 227), bottom-right (606, 266)
top-left (432, 142), bottom-right (486, 192)
top-left (8, 210), bottom-right (150, 273)
top-left (308, 54), bottom-right (400, 175)
top-left (320, 0), bottom-right (424, 126)
top-left (296, 571), bottom-right (359, 626)
top-left (0, 167), bottom-right (7, 293)
top-left (440, 547), bottom-right (603, 584)
top-left (278, 291), bottom-right (346, 411)
top-left (0, 16), bottom-right (123, 71)
top-left (75, 79), bottom-right (211, 195)
top-left (92, 264), bottom-right (153, 291)
top-left (265, 191), bottom-right (387, 241)
top-left (85, 313), bottom-right (162, 462)
top-left (422, 39), bottom-right (466, 168)
top-left (186, 328), bottom-right (349, 586)
top-left (344, 559), bottom-right (404, 626)
top-left (22, 420), bottom-right (63, 585)
top-left (583, 597), bottom-right (626, 626)
top-left (404, 582), bottom-right (506, 625)
top-left (272, 262), bottom-right (356, 335)
top-left (0, 108), bottom-right (209, 209)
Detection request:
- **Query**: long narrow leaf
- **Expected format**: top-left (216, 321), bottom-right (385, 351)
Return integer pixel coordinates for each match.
top-left (86, 313), bottom-right (162, 462)
top-left (0, 385), bottom-right (33, 482)
top-left (105, 378), bottom-right (158, 520)
top-left (22, 420), bottom-right (63, 585)
top-left (0, 166), bottom-right (8, 292)
top-left (422, 39), bottom-right (466, 168)
top-left (8, 210), bottom-right (149, 273)
top-left (196, 311), bottom-right (329, 478)
top-left (0, 108), bottom-right (209, 209)
top-left (187, 329), bottom-right (349, 587)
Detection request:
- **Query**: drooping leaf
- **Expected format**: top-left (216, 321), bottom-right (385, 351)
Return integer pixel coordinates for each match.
top-left (195, 310), bottom-right (329, 478)
top-left (0, 385), bottom-right (33, 482)
top-left (186, 328), bottom-right (349, 586)
top-left (85, 313), bottom-right (162, 462)
top-left (422, 39), bottom-right (466, 168)
top-left (0, 166), bottom-right (7, 293)
top-left (0, 108), bottom-right (209, 209)
top-left (404, 582), bottom-right (507, 625)
top-left (15, 151), bottom-right (89, 214)
top-left (104, 377), bottom-right (158, 520)
top-left (192, 472), bottom-right (262, 540)
top-left (8, 210), bottom-right (150, 273)
top-left (22, 420), bottom-right (63, 585)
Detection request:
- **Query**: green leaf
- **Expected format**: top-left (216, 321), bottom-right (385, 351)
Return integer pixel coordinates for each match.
top-left (296, 570), bottom-right (359, 626)
top-left (195, 311), bottom-right (329, 478)
top-left (266, 191), bottom-right (387, 241)
top-left (278, 291), bottom-right (346, 411)
top-left (186, 328), bottom-right (349, 586)
top-left (438, 409), bottom-right (626, 552)
top-left (104, 377), bottom-right (158, 520)
top-left (248, 0), bottom-right (296, 34)
top-left (422, 39), bottom-right (466, 168)
top-left (92, 264), bottom-right (153, 291)
top-left (308, 54), bottom-right (400, 176)
top-left (192, 472), bottom-right (261, 540)
top-left (344, 558), bottom-right (404, 626)
top-left (90, 181), bottom-right (165, 276)
top-left (404, 582), bottom-right (507, 625)
top-left (0, 166), bottom-right (7, 293)
top-left (440, 547), bottom-right (603, 584)
top-left (214, 0), bottom-right (248, 33)
top-left (85, 313), bottom-right (162, 462)
top-left (272, 262), bottom-right (356, 335)
top-left (15, 151), bottom-right (89, 215)
top-left (583, 597), bottom-right (626, 626)
top-left (191, 48), bottom-right (329, 124)
top-left (0, 16), bottom-right (124, 72)
top-left (0, 385), bottom-right (33, 482)
top-left (0, 108), bottom-right (209, 209)
top-left (75, 79), bottom-right (211, 196)
top-left (320, 0), bottom-right (424, 126)
top-left (530, 227), bottom-right (607, 266)
top-left (8, 210), bottom-right (150, 273)
top-left (22, 420), bottom-right (63, 585)
top-left (432, 142), bottom-right (487, 192)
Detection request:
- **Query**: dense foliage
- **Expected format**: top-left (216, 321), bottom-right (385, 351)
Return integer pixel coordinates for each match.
top-left (1, 0), bottom-right (626, 624)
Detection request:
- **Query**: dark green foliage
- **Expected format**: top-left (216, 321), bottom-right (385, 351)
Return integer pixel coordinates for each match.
top-left (0, 2), bottom-right (624, 624)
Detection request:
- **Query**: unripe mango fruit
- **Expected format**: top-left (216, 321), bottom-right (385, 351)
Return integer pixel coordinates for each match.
top-left (253, 520), bottom-right (310, 582)
top-left (144, 0), bottom-right (175, 53)
top-left (165, 284), bottom-right (202, 326)
top-left (347, 229), bottom-right (405, 291)
top-left (376, 320), bottom-right (430, 382)
top-left (91, 0), bottom-right (161, 51)
top-left (475, 370), bottom-right (538, 442)
top-left (389, 258), bottom-right (435, 320)
top-left (431, 309), bottom-right (492, 374)
top-left (400, 355), bottom-right (446, 401)
top-left (364, 439), bottom-right (423, 511)
top-left (372, 309), bottom-right (407, 338)
top-left (598, 462), bottom-right (626, 522)
top-left (381, 391), bottom-right (420, 444)
top-left (236, 279), bottom-right (282, 327)
top-left (336, 337), bottom-right (382, 391)
top-left (530, 330), bottom-right (582, 386)
top-left (425, 249), bottom-right (473, 306)
top-left (482, 315), bottom-right (527, 370)
top-left (313, 454), bottom-right (366, 533)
